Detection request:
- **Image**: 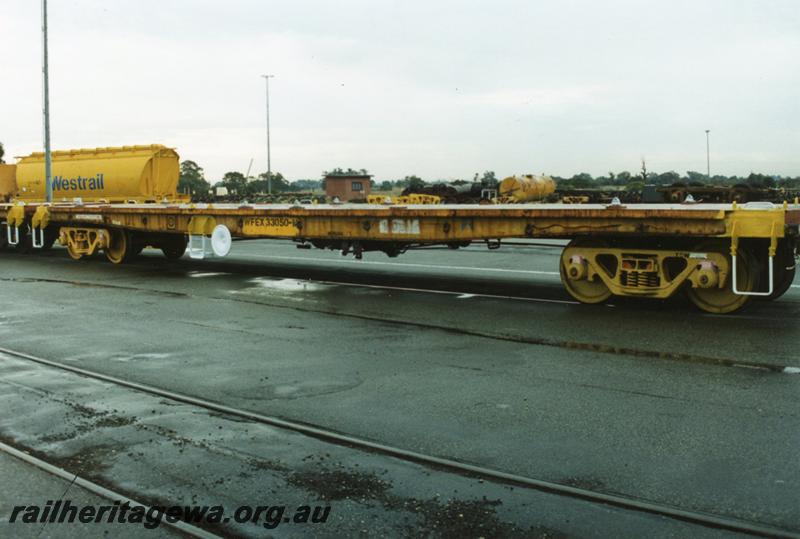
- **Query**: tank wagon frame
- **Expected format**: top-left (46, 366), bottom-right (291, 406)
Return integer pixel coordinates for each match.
top-left (2, 198), bottom-right (798, 314)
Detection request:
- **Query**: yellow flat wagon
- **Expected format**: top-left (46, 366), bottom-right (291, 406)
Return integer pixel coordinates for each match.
top-left (1, 145), bottom-right (798, 314)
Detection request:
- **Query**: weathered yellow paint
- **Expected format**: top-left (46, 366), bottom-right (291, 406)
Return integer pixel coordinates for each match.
top-left (59, 227), bottom-right (110, 257)
top-left (0, 164), bottom-right (16, 201)
top-left (370, 194), bottom-right (442, 205)
top-left (242, 216), bottom-right (298, 236)
top-left (0, 202), bottom-right (798, 244)
top-left (5, 204), bottom-right (26, 228)
top-left (561, 245), bottom-right (730, 299)
top-left (187, 216), bottom-right (217, 235)
top-left (498, 175), bottom-right (555, 202)
top-left (31, 205), bottom-right (51, 230)
top-left (725, 207), bottom-right (785, 239)
top-left (408, 194), bottom-right (441, 204)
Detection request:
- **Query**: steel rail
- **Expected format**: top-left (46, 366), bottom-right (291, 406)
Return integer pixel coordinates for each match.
top-left (0, 441), bottom-right (222, 539)
top-left (0, 345), bottom-right (797, 538)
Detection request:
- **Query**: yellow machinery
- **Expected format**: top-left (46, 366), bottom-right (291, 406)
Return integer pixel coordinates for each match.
top-left (367, 194), bottom-right (442, 205)
top-left (0, 164), bottom-right (16, 201)
top-left (562, 195), bottom-right (590, 204)
top-left (14, 145), bottom-right (184, 203)
top-left (499, 174), bottom-right (555, 203)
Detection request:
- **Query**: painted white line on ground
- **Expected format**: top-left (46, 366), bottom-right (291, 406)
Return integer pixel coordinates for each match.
top-left (241, 253), bottom-right (562, 276)
top-left (188, 271), bottom-right (231, 278)
top-left (291, 277), bottom-right (593, 306)
top-left (783, 367), bottom-right (800, 374)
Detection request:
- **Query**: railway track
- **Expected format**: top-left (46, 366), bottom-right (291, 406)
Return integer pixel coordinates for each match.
top-left (2, 250), bottom-right (799, 372)
top-left (0, 345), bottom-right (797, 538)
top-left (0, 441), bottom-right (221, 539)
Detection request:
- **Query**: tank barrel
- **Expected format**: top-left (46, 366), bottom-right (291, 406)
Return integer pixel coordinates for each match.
top-left (499, 174), bottom-right (555, 203)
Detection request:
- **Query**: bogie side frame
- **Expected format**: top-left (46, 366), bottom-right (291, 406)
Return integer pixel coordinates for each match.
top-left (1, 201), bottom-right (798, 314)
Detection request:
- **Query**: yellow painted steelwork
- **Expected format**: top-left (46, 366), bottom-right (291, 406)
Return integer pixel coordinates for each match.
top-left (5, 204), bottom-right (26, 228)
top-left (242, 216), bottom-right (297, 236)
top-left (367, 195), bottom-right (390, 204)
top-left (0, 197), bottom-right (798, 313)
top-left (59, 227), bottom-right (110, 259)
top-left (562, 195), bottom-right (589, 204)
top-left (499, 175), bottom-right (555, 203)
top-left (187, 215), bottom-right (217, 236)
top-left (560, 245), bottom-right (730, 299)
top-left (15, 145), bottom-right (184, 203)
top-left (0, 164), bottom-right (16, 201)
top-left (726, 204), bottom-right (786, 240)
top-left (371, 194), bottom-right (442, 205)
top-left (408, 194), bottom-right (442, 205)
top-left (31, 205), bottom-right (51, 230)
top-left (0, 202), bottom-right (791, 243)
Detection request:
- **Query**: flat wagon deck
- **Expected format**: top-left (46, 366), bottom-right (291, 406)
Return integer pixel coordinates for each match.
top-left (2, 200), bottom-right (798, 313)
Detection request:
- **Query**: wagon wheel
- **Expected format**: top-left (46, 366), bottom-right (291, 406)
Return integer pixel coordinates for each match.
top-left (104, 229), bottom-right (133, 264)
top-left (161, 235), bottom-right (187, 260)
top-left (685, 240), bottom-right (759, 314)
top-left (41, 227), bottom-right (59, 250)
top-left (66, 242), bottom-right (84, 260)
top-left (12, 224), bottom-right (32, 253)
top-left (560, 239), bottom-right (612, 304)
top-left (758, 240), bottom-right (796, 301)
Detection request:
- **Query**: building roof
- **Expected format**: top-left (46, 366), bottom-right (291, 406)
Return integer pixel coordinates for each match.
top-left (323, 174), bottom-right (372, 179)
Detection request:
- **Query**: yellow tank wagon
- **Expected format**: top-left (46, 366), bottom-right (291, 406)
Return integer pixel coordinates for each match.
top-left (0, 164), bottom-right (16, 202)
top-left (14, 144), bottom-right (185, 203)
top-left (498, 174), bottom-right (556, 203)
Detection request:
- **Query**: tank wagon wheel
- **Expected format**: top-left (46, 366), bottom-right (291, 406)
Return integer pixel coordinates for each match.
top-left (757, 239), bottom-right (796, 301)
top-left (15, 225), bottom-right (32, 253)
top-left (769, 255), bottom-right (796, 301)
top-left (0, 224), bottom-right (7, 250)
top-left (40, 227), bottom-right (59, 251)
top-left (684, 240), bottom-right (759, 314)
top-left (66, 243), bottom-right (84, 261)
top-left (559, 239), bottom-right (613, 304)
top-left (127, 234), bottom-right (147, 257)
top-left (104, 228), bottom-right (134, 264)
top-left (161, 235), bottom-right (188, 260)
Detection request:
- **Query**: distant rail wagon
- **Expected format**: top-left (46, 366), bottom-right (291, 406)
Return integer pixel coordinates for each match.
top-left (1, 144), bottom-right (798, 314)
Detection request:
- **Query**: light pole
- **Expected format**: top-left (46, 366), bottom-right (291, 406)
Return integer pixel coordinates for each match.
top-left (261, 74), bottom-right (274, 194)
top-left (42, 0), bottom-right (53, 202)
top-left (705, 129), bottom-right (710, 181)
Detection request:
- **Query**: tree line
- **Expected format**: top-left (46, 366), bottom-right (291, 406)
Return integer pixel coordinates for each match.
top-left (178, 158), bottom-right (800, 198)
top-left (554, 170), bottom-right (799, 190)
top-left (178, 161), bottom-right (502, 198)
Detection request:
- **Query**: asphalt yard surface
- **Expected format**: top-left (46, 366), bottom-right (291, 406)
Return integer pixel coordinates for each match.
top-left (0, 239), bottom-right (798, 538)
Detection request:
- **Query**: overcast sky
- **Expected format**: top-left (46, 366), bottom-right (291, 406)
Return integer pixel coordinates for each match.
top-left (2, 0), bottom-right (798, 181)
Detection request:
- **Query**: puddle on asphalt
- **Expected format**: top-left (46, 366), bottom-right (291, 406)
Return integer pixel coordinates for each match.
top-left (63, 352), bottom-right (174, 363)
top-left (187, 271), bottom-right (231, 278)
top-left (108, 352), bottom-right (173, 362)
top-left (231, 277), bottom-right (331, 300)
